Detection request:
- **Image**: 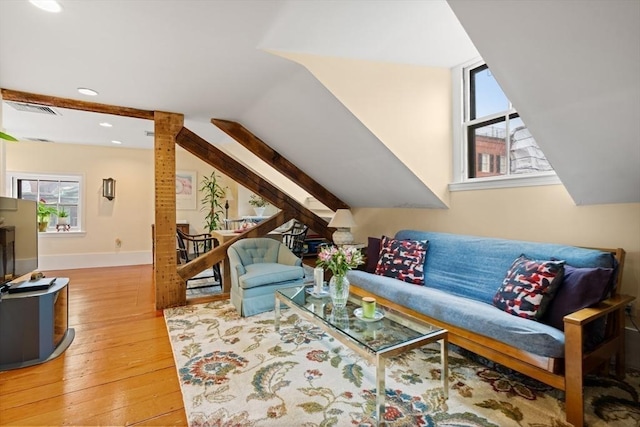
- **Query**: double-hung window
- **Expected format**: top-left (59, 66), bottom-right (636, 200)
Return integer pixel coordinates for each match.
top-left (7, 172), bottom-right (83, 232)
top-left (452, 61), bottom-right (558, 190)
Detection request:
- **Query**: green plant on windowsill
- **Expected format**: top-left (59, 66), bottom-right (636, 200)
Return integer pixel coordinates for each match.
top-left (37, 200), bottom-right (58, 232)
top-left (57, 208), bottom-right (69, 225)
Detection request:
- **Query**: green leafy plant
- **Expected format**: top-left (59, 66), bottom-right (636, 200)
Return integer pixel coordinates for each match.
top-left (57, 208), bottom-right (69, 218)
top-left (200, 172), bottom-right (225, 232)
top-left (37, 200), bottom-right (58, 222)
top-left (248, 194), bottom-right (269, 208)
top-left (0, 131), bottom-right (18, 142)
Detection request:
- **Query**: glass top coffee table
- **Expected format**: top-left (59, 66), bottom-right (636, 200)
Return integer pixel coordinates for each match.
top-left (275, 285), bottom-right (448, 425)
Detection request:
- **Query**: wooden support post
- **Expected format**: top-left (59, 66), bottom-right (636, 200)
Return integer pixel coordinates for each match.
top-left (154, 111), bottom-right (185, 310)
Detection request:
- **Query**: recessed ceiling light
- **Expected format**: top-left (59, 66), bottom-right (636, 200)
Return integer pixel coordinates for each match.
top-left (29, 0), bottom-right (62, 13)
top-left (111, 140), bottom-right (122, 145)
top-left (99, 122), bottom-right (113, 127)
top-left (78, 87), bottom-right (98, 96)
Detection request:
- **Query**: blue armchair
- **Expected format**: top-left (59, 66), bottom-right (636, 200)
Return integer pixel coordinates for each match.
top-left (228, 238), bottom-right (305, 316)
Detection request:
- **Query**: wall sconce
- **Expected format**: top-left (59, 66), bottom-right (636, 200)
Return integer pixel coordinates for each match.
top-left (328, 209), bottom-right (356, 245)
top-left (102, 178), bottom-right (116, 200)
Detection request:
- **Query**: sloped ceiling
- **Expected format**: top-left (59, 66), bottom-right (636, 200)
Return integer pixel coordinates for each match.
top-left (448, 0), bottom-right (640, 205)
top-left (0, 0), bottom-right (478, 209)
top-left (2, 1), bottom-right (637, 207)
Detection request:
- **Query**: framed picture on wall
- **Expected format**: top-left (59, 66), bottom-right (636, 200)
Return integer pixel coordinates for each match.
top-left (176, 170), bottom-right (197, 210)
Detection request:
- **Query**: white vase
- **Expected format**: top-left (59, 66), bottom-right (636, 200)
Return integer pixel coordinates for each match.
top-left (253, 207), bottom-right (265, 217)
top-left (329, 274), bottom-right (350, 309)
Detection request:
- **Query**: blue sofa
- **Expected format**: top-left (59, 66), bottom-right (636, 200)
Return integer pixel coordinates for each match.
top-left (347, 230), bottom-right (633, 427)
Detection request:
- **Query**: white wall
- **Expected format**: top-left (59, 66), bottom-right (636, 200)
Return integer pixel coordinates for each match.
top-left (4, 141), bottom-right (234, 270)
top-left (285, 53), bottom-right (640, 309)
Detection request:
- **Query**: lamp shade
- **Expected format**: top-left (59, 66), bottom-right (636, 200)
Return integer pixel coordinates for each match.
top-left (224, 187), bottom-right (234, 201)
top-left (328, 209), bottom-right (356, 228)
top-left (328, 209), bottom-right (355, 245)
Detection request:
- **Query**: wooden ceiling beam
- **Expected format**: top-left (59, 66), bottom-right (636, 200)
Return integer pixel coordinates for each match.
top-left (0, 88), bottom-right (155, 120)
top-left (176, 126), bottom-right (333, 240)
top-left (212, 118), bottom-right (349, 212)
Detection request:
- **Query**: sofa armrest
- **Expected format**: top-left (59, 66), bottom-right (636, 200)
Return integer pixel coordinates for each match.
top-left (563, 294), bottom-right (635, 326)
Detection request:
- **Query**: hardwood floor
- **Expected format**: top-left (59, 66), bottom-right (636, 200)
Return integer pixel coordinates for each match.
top-left (0, 265), bottom-right (188, 426)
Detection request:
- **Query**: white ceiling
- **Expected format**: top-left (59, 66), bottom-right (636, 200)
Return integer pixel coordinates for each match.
top-left (1, 0), bottom-right (639, 207)
top-left (0, 0), bottom-right (477, 209)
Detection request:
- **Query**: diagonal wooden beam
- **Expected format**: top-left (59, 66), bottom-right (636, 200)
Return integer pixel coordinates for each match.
top-left (212, 118), bottom-right (349, 211)
top-left (177, 211), bottom-right (290, 281)
top-left (0, 88), bottom-right (155, 120)
top-left (176, 127), bottom-right (333, 240)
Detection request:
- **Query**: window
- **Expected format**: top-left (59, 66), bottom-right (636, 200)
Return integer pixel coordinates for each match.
top-left (458, 62), bottom-right (555, 185)
top-left (7, 173), bottom-right (83, 232)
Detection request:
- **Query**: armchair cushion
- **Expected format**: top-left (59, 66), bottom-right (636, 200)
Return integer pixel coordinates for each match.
top-left (240, 263), bottom-right (305, 289)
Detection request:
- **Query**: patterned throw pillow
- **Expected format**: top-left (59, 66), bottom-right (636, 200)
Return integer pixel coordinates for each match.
top-left (374, 236), bottom-right (428, 285)
top-left (493, 255), bottom-right (565, 320)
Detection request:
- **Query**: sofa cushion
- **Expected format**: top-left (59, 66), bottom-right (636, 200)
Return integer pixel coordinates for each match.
top-left (542, 265), bottom-right (616, 330)
top-left (239, 263), bottom-right (304, 290)
top-left (347, 270), bottom-right (566, 358)
top-left (374, 236), bottom-right (428, 285)
top-left (493, 255), bottom-right (565, 320)
top-left (393, 230), bottom-right (616, 304)
top-left (366, 236), bottom-right (382, 273)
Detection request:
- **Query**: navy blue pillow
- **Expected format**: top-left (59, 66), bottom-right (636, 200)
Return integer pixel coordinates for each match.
top-left (542, 265), bottom-right (615, 330)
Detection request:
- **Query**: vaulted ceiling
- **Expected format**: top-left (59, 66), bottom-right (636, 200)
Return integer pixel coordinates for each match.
top-left (1, 0), bottom-right (638, 207)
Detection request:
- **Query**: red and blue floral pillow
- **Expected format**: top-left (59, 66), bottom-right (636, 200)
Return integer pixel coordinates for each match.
top-left (374, 236), bottom-right (429, 285)
top-left (493, 255), bottom-right (565, 320)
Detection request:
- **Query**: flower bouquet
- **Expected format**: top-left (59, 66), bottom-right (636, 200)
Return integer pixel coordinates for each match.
top-left (316, 245), bottom-right (364, 308)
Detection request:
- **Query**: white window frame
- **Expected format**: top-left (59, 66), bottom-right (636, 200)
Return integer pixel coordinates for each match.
top-left (5, 171), bottom-right (86, 235)
top-left (450, 58), bottom-right (560, 191)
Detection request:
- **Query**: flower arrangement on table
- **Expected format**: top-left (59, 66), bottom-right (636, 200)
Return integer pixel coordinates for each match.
top-left (248, 194), bottom-right (269, 208)
top-left (316, 245), bottom-right (364, 305)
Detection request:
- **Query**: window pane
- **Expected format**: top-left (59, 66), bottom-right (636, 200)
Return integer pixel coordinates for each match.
top-left (39, 180), bottom-right (59, 204)
top-left (509, 117), bottom-right (554, 174)
top-left (19, 180), bottom-right (38, 201)
top-left (59, 181), bottom-right (79, 204)
top-left (470, 120), bottom-right (507, 178)
top-left (471, 66), bottom-right (510, 120)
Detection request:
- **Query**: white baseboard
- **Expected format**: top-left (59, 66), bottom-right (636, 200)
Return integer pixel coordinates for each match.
top-left (38, 251), bottom-right (152, 271)
top-left (626, 326), bottom-right (640, 371)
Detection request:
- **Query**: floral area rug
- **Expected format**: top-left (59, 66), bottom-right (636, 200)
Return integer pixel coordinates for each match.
top-left (164, 301), bottom-right (640, 426)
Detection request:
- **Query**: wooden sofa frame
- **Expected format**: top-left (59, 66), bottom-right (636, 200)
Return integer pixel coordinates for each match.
top-left (350, 247), bottom-right (634, 427)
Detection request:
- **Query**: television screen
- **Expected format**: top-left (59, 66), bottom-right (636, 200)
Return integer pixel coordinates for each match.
top-left (0, 197), bottom-right (38, 283)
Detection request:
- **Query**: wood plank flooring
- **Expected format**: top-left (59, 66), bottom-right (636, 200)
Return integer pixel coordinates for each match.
top-left (0, 265), bottom-right (189, 426)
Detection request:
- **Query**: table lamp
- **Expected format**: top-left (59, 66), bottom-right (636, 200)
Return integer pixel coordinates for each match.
top-left (328, 209), bottom-right (356, 245)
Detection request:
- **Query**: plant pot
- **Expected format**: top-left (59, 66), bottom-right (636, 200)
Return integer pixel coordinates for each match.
top-left (57, 217), bottom-right (69, 225)
top-left (253, 207), bottom-right (266, 217)
top-left (38, 221), bottom-right (48, 232)
top-left (329, 274), bottom-right (350, 309)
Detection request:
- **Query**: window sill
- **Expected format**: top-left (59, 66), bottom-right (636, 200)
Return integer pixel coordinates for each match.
top-left (38, 230), bottom-right (86, 237)
top-left (449, 173), bottom-right (562, 192)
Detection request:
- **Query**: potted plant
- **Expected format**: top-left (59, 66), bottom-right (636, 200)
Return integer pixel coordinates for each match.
top-left (248, 194), bottom-right (269, 217)
top-left (57, 208), bottom-right (69, 225)
top-left (37, 200), bottom-right (58, 232)
top-left (200, 171), bottom-right (225, 232)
